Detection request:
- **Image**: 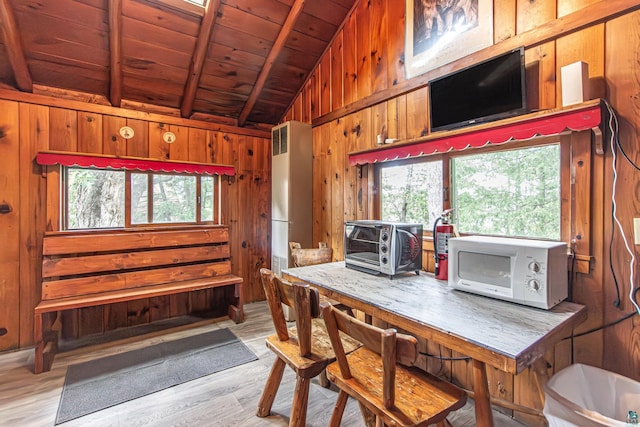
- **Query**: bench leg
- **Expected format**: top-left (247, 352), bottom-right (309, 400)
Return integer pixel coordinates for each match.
top-left (34, 312), bottom-right (44, 374)
top-left (34, 311), bottom-right (62, 374)
top-left (227, 282), bottom-right (244, 323)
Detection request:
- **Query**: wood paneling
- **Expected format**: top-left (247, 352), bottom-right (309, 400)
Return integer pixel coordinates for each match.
top-left (525, 42), bottom-right (557, 111)
top-left (319, 52), bottom-right (331, 116)
top-left (0, 99), bottom-right (20, 350)
top-left (370, 0), bottom-right (388, 94)
top-left (343, 11), bottom-right (357, 105)
top-left (517, 0), bottom-right (556, 33)
top-left (330, 32), bottom-right (344, 111)
top-left (355, 1), bottom-right (371, 100)
top-left (494, 0), bottom-right (517, 43)
top-left (558, 0), bottom-right (601, 17)
top-left (18, 103), bottom-right (49, 347)
top-left (556, 24), bottom-right (606, 106)
top-left (386, 0), bottom-right (405, 88)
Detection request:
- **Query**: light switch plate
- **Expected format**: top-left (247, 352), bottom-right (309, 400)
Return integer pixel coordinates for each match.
top-left (634, 218), bottom-right (640, 245)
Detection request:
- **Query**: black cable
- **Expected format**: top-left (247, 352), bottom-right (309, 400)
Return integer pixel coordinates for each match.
top-left (607, 101), bottom-right (640, 172)
top-left (604, 100), bottom-right (623, 308)
top-left (564, 287), bottom-right (639, 341)
top-left (609, 197), bottom-right (622, 307)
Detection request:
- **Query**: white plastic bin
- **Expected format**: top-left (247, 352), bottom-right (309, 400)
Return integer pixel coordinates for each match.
top-left (543, 363), bottom-right (640, 426)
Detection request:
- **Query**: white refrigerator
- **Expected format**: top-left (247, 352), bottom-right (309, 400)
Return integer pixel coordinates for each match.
top-left (271, 120), bottom-right (313, 277)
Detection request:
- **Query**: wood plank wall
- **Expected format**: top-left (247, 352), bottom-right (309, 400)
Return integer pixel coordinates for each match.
top-left (283, 0), bottom-right (640, 422)
top-left (0, 91), bottom-right (270, 351)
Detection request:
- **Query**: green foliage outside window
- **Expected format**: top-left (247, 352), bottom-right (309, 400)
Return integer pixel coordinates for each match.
top-left (66, 168), bottom-right (125, 229)
top-left (152, 175), bottom-right (196, 223)
top-left (452, 145), bottom-right (561, 239)
top-left (65, 167), bottom-right (215, 229)
top-left (381, 161), bottom-right (443, 228)
top-left (380, 144), bottom-right (561, 240)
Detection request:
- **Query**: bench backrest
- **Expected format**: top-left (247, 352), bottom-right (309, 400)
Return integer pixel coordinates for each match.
top-left (41, 226), bottom-right (232, 300)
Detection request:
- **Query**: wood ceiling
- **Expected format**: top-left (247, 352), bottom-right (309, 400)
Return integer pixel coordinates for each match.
top-left (0, 0), bottom-right (357, 126)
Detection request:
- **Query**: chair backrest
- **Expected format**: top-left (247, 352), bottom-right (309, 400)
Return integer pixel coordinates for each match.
top-left (321, 302), bottom-right (418, 409)
top-left (289, 242), bottom-right (332, 267)
top-left (259, 268), bottom-right (321, 357)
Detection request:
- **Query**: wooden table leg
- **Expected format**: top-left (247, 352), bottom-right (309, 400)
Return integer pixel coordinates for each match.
top-left (472, 359), bottom-right (495, 427)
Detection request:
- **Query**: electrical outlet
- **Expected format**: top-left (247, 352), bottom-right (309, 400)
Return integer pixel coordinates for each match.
top-left (634, 218), bottom-right (640, 245)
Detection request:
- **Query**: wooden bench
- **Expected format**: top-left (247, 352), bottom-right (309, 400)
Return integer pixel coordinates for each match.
top-left (34, 225), bottom-right (243, 374)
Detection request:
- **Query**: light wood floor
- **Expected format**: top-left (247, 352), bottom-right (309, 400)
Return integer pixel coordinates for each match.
top-left (0, 302), bottom-right (529, 426)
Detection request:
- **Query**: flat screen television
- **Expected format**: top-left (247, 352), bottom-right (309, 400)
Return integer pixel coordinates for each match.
top-left (428, 47), bottom-right (527, 132)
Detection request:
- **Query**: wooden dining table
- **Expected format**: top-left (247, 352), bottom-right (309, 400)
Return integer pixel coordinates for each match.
top-left (282, 261), bottom-right (587, 427)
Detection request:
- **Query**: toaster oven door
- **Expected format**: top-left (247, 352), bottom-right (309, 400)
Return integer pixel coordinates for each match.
top-left (344, 223), bottom-right (381, 272)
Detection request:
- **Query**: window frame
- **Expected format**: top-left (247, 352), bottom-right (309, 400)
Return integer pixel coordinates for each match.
top-left (63, 166), bottom-right (221, 230)
top-left (376, 134), bottom-right (574, 242)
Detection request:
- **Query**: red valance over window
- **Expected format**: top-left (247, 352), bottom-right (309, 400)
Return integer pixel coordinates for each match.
top-left (349, 100), bottom-right (604, 166)
top-left (36, 151), bottom-right (236, 176)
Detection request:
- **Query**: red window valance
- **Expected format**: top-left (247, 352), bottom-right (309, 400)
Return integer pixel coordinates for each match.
top-left (349, 99), bottom-right (604, 166)
top-left (36, 151), bottom-right (236, 176)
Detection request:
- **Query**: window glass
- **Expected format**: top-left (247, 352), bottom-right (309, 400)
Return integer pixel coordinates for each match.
top-left (65, 167), bottom-right (217, 229)
top-left (152, 174), bottom-right (196, 223)
top-left (381, 161), bottom-right (443, 229)
top-left (451, 144), bottom-right (560, 239)
top-left (131, 173), bottom-right (149, 224)
top-left (66, 168), bottom-right (125, 229)
top-left (201, 175), bottom-right (214, 221)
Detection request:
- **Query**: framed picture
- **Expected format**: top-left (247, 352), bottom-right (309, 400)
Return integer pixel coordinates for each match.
top-left (405, 0), bottom-right (493, 79)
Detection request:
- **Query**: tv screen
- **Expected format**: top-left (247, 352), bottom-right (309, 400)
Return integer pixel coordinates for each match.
top-left (428, 47), bottom-right (527, 132)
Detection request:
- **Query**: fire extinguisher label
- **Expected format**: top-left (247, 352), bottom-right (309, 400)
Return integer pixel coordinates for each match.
top-left (436, 232), bottom-right (452, 254)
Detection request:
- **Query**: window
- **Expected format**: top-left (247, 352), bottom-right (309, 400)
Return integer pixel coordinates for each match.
top-left (65, 167), bottom-right (218, 230)
top-left (380, 143), bottom-right (561, 240)
top-left (381, 160), bottom-right (443, 228)
top-left (66, 168), bottom-right (125, 229)
top-left (451, 145), bottom-right (560, 239)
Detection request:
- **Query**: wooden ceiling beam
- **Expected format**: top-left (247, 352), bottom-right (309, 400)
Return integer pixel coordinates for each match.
top-left (0, 0), bottom-right (32, 92)
top-left (181, 0), bottom-right (221, 119)
top-left (238, 0), bottom-right (306, 127)
top-left (108, 0), bottom-right (123, 107)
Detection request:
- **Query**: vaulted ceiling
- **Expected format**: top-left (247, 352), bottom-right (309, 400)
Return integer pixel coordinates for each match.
top-left (0, 0), bottom-right (357, 126)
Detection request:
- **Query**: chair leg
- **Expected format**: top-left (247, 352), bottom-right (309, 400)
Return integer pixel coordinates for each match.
top-left (257, 357), bottom-right (286, 417)
top-left (358, 402), bottom-right (377, 427)
top-left (329, 390), bottom-right (349, 427)
top-left (319, 369), bottom-right (330, 388)
top-left (289, 376), bottom-right (311, 427)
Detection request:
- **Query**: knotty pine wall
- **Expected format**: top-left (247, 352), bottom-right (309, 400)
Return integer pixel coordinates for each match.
top-left (283, 0), bottom-right (640, 422)
top-left (0, 91), bottom-right (271, 352)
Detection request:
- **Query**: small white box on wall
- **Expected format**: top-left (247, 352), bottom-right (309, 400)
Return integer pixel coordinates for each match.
top-left (561, 61), bottom-right (590, 107)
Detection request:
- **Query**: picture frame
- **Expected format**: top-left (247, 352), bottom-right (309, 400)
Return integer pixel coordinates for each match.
top-left (405, 0), bottom-right (493, 79)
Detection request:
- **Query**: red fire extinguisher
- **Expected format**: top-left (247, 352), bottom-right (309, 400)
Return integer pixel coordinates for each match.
top-left (433, 209), bottom-right (454, 281)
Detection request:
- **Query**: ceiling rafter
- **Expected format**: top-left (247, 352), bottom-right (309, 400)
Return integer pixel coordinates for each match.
top-left (238, 0), bottom-right (306, 127)
top-left (108, 0), bottom-right (123, 107)
top-left (181, 0), bottom-right (221, 119)
top-left (0, 0), bottom-right (32, 92)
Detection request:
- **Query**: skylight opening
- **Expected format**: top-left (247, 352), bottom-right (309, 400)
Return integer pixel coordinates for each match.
top-left (184, 0), bottom-right (205, 5)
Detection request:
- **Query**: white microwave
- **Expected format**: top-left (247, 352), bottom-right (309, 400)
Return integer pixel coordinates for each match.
top-left (448, 236), bottom-right (568, 309)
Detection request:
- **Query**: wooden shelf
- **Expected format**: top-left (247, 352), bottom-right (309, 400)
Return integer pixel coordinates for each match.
top-left (349, 99), bottom-right (605, 166)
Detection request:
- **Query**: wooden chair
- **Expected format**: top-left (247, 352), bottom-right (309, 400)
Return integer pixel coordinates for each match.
top-left (257, 268), bottom-right (360, 427)
top-left (289, 241), bottom-right (332, 267)
top-left (321, 302), bottom-right (468, 427)
top-left (289, 242), bottom-right (354, 318)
